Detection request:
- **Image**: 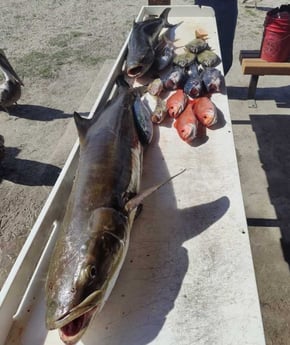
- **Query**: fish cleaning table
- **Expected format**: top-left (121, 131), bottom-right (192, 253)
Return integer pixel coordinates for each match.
top-left (0, 6), bottom-right (266, 345)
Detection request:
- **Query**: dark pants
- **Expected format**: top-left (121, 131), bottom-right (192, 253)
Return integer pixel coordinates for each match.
top-left (195, 0), bottom-right (238, 75)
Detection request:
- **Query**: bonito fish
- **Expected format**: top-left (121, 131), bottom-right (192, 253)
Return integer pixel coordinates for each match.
top-left (45, 81), bottom-right (184, 344)
top-left (126, 8), bottom-right (175, 78)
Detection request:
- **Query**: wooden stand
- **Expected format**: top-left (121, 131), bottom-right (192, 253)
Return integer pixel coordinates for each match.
top-left (240, 50), bottom-right (290, 107)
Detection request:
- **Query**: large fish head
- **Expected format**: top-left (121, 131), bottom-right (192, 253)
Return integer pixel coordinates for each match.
top-left (45, 207), bottom-right (130, 344)
top-left (126, 45), bottom-right (155, 78)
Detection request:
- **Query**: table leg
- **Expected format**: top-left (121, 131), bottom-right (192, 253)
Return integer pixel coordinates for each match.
top-left (247, 74), bottom-right (259, 108)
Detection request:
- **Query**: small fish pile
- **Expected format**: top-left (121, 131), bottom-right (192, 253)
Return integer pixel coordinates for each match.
top-left (125, 8), bottom-right (224, 145)
top-left (167, 89), bottom-right (217, 143)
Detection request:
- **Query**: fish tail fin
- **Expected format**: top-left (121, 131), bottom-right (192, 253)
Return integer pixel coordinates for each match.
top-left (159, 8), bottom-right (175, 28)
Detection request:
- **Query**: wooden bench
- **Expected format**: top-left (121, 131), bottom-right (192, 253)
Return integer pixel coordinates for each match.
top-left (240, 50), bottom-right (290, 107)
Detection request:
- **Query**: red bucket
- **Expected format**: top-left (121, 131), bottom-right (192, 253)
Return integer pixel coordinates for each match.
top-left (260, 7), bottom-right (290, 62)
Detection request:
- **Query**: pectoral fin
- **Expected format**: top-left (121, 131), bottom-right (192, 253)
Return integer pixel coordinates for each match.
top-left (125, 168), bottom-right (186, 212)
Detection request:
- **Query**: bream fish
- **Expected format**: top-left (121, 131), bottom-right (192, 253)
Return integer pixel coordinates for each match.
top-left (184, 63), bottom-right (202, 98)
top-left (162, 65), bottom-right (187, 90)
top-left (200, 67), bottom-right (223, 94)
top-left (126, 8), bottom-right (175, 78)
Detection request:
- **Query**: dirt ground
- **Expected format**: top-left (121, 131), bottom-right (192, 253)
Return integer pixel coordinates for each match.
top-left (0, 1), bottom-right (289, 344)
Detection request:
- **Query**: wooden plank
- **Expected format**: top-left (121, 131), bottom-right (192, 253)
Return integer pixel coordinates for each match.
top-left (242, 58), bottom-right (290, 75)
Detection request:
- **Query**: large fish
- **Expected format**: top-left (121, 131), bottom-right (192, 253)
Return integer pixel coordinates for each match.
top-left (126, 8), bottom-right (175, 78)
top-left (45, 82), bottom-right (183, 344)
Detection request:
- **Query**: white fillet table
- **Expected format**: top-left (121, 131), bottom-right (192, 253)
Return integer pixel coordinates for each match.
top-left (0, 6), bottom-right (266, 345)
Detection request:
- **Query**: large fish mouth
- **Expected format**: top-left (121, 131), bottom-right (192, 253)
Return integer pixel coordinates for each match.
top-left (126, 64), bottom-right (150, 79)
top-left (57, 306), bottom-right (99, 345)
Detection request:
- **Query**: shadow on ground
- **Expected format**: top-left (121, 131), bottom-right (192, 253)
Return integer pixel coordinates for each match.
top-left (243, 114), bottom-right (290, 267)
top-left (227, 85), bottom-right (290, 108)
top-left (6, 104), bottom-right (73, 121)
top-left (0, 147), bottom-right (61, 186)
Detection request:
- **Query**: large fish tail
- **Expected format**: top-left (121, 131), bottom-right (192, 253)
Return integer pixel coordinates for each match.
top-left (159, 8), bottom-right (175, 28)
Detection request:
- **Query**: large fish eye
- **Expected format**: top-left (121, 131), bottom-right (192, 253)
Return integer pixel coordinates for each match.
top-left (86, 265), bottom-right (97, 279)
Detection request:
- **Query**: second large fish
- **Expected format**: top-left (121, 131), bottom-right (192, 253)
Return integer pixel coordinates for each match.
top-left (126, 8), bottom-right (175, 78)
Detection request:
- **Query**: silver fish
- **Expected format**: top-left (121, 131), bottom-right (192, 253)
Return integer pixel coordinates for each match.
top-left (200, 67), bottom-right (223, 93)
top-left (162, 65), bottom-right (186, 90)
top-left (184, 63), bottom-right (202, 98)
top-left (126, 8), bottom-right (175, 78)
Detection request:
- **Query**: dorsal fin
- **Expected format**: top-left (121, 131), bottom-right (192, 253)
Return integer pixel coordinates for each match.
top-left (73, 112), bottom-right (92, 145)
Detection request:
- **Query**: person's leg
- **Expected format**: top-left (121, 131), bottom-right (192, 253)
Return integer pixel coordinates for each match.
top-left (195, 0), bottom-right (238, 74)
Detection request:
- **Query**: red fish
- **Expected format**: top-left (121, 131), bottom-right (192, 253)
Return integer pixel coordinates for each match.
top-left (166, 89), bottom-right (188, 118)
top-left (192, 96), bottom-right (217, 127)
top-left (174, 103), bottom-right (199, 143)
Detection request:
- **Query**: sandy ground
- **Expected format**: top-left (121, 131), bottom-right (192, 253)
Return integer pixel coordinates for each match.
top-left (0, 1), bottom-right (289, 344)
